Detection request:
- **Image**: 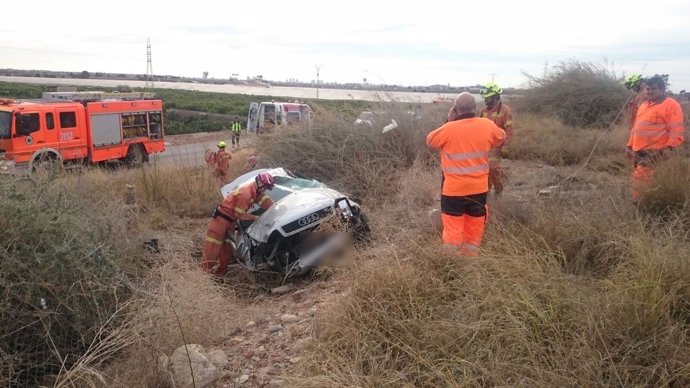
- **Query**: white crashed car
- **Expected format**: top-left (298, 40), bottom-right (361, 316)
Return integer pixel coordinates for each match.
top-left (221, 168), bottom-right (370, 277)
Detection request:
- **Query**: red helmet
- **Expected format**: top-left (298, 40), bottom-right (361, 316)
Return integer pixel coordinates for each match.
top-left (255, 172), bottom-right (275, 190)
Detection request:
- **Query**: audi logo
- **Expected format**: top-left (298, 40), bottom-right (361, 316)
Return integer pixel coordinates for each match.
top-left (297, 212), bottom-right (321, 226)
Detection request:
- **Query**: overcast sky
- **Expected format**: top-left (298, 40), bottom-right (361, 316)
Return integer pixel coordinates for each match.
top-left (2, 0), bottom-right (690, 90)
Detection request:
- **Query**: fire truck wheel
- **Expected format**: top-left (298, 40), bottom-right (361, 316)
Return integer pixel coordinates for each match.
top-left (32, 153), bottom-right (62, 174)
top-left (125, 144), bottom-right (148, 167)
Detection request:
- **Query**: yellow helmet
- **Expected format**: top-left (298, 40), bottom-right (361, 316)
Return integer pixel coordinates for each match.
top-left (480, 82), bottom-right (503, 98)
top-left (217, 141), bottom-right (226, 148)
top-left (624, 74), bottom-right (644, 90)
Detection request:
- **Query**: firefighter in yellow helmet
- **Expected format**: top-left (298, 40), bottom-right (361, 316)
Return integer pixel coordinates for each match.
top-left (479, 82), bottom-right (515, 194)
top-left (624, 74), bottom-right (647, 132)
top-left (204, 141), bottom-right (232, 182)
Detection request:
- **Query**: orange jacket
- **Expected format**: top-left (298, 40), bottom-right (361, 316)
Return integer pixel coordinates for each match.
top-left (214, 150), bottom-right (232, 176)
top-left (218, 182), bottom-right (274, 221)
top-left (480, 102), bottom-right (515, 143)
top-left (427, 116), bottom-right (506, 196)
top-left (627, 97), bottom-right (685, 152)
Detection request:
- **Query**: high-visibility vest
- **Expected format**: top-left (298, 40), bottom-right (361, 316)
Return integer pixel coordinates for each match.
top-left (427, 117), bottom-right (506, 197)
top-left (627, 97), bottom-right (685, 152)
top-left (232, 122), bottom-right (241, 132)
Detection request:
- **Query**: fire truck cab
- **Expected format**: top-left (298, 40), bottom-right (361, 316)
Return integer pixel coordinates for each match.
top-left (0, 91), bottom-right (165, 173)
top-left (246, 101), bottom-right (314, 134)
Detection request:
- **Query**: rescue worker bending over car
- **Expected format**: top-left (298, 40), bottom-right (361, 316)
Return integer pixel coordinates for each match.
top-left (200, 173), bottom-right (276, 276)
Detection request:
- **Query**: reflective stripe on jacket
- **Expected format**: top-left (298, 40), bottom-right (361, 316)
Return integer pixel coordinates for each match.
top-left (427, 116), bottom-right (506, 196)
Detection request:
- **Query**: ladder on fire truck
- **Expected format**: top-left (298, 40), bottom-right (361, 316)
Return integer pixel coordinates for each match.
top-left (41, 91), bottom-right (157, 102)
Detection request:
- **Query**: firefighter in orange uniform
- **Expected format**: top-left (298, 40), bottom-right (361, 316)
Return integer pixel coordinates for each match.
top-left (209, 141), bottom-right (232, 181)
top-left (624, 74), bottom-right (647, 131)
top-left (200, 173), bottom-right (276, 276)
top-left (480, 82), bottom-right (515, 145)
top-left (427, 92), bottom-right (506, 256)
top-left (626, 75), bottom-right (685, 202)
top-left (479, 82), bottom-right (514, 193)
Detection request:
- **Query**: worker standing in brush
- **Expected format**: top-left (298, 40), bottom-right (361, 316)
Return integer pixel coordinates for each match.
top-left (427, 92), bottom-right (506, 256)
top-left (626, 75), bottom-right (685, 202)
top-left (624, 74), bottom-right (647, 131)
top-left (479, 82), bottom-right (515, 194)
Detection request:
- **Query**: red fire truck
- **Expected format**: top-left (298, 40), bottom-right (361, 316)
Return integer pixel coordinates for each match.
top-left (0, 91), bottom-right (165, 173)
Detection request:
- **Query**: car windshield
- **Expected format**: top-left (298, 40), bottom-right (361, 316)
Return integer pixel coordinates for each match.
top-left (0, 111), bottom-right (11, 139)
top-left (264, 176), bottom-right (327, 203)
top-left (275, 176), bottom-right (326, 190)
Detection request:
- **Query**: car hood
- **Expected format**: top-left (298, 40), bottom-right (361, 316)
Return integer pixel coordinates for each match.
top-left (247, 187), bottom-right (344, 242)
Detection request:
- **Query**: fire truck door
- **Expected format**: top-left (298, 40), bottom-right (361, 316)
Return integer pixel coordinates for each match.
top-left (13, 111), bottom-right (45, 154)
top-left (55, 108), bottom-right (86, 160)
top-left (43, 110), bottom-right (59, 145)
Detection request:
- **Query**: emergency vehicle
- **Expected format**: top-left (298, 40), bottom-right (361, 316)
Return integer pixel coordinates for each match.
top-left (0, 91), bottom-right (165, 173)
top-left (246, 101), bottom-right (314, 134)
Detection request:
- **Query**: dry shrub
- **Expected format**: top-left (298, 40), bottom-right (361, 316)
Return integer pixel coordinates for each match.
top-left (518, 60), bottom-right (629, 128)
top-left (490, 190), bottom-right (636, 277)
top-left (135, 163), bottom-right (221, 218)
top-left (75, 250), bottom-right (255, 388)
top-left (256, 103), bottom-right (439, 203)
top-left (0, 174), bottom-right (142, 387)
top-left (505, 112), bottom-right (622, 166)
top-left (289, 176), bottom-right (690, 387)
top-left (0, 162), bottom-right (239, 387)
top-left (374, 161), bottom-right (441, 245)
top-left (639, 155), bottom-right (690, 220)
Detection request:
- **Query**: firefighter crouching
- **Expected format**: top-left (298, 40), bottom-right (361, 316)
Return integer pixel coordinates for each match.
top-left (200, 173), bottom-right (276, 276)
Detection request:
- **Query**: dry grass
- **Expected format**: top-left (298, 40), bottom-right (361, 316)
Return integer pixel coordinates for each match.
top-left (288, 170), bottom-right (690, 387)
top-left (504, 112), bottom-right (625, 167)
top-left (95, 251), bottom-right (256, 388)
top-left (639, 155), bottom-right (690, 220)
top-left (4, 96), bottom-right (687, 387)
top-left (255, 103), bottom-right (440, 203)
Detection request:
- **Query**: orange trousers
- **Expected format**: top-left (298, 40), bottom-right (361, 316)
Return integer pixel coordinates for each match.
top-left (442, 213), bottom-right (486, 256)
top-left (440, 193), bottom-right (488, 257)
top-left (200, 217), bottom-right (234, 276)
top-left (632, 164), bottom-right (654, 202)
